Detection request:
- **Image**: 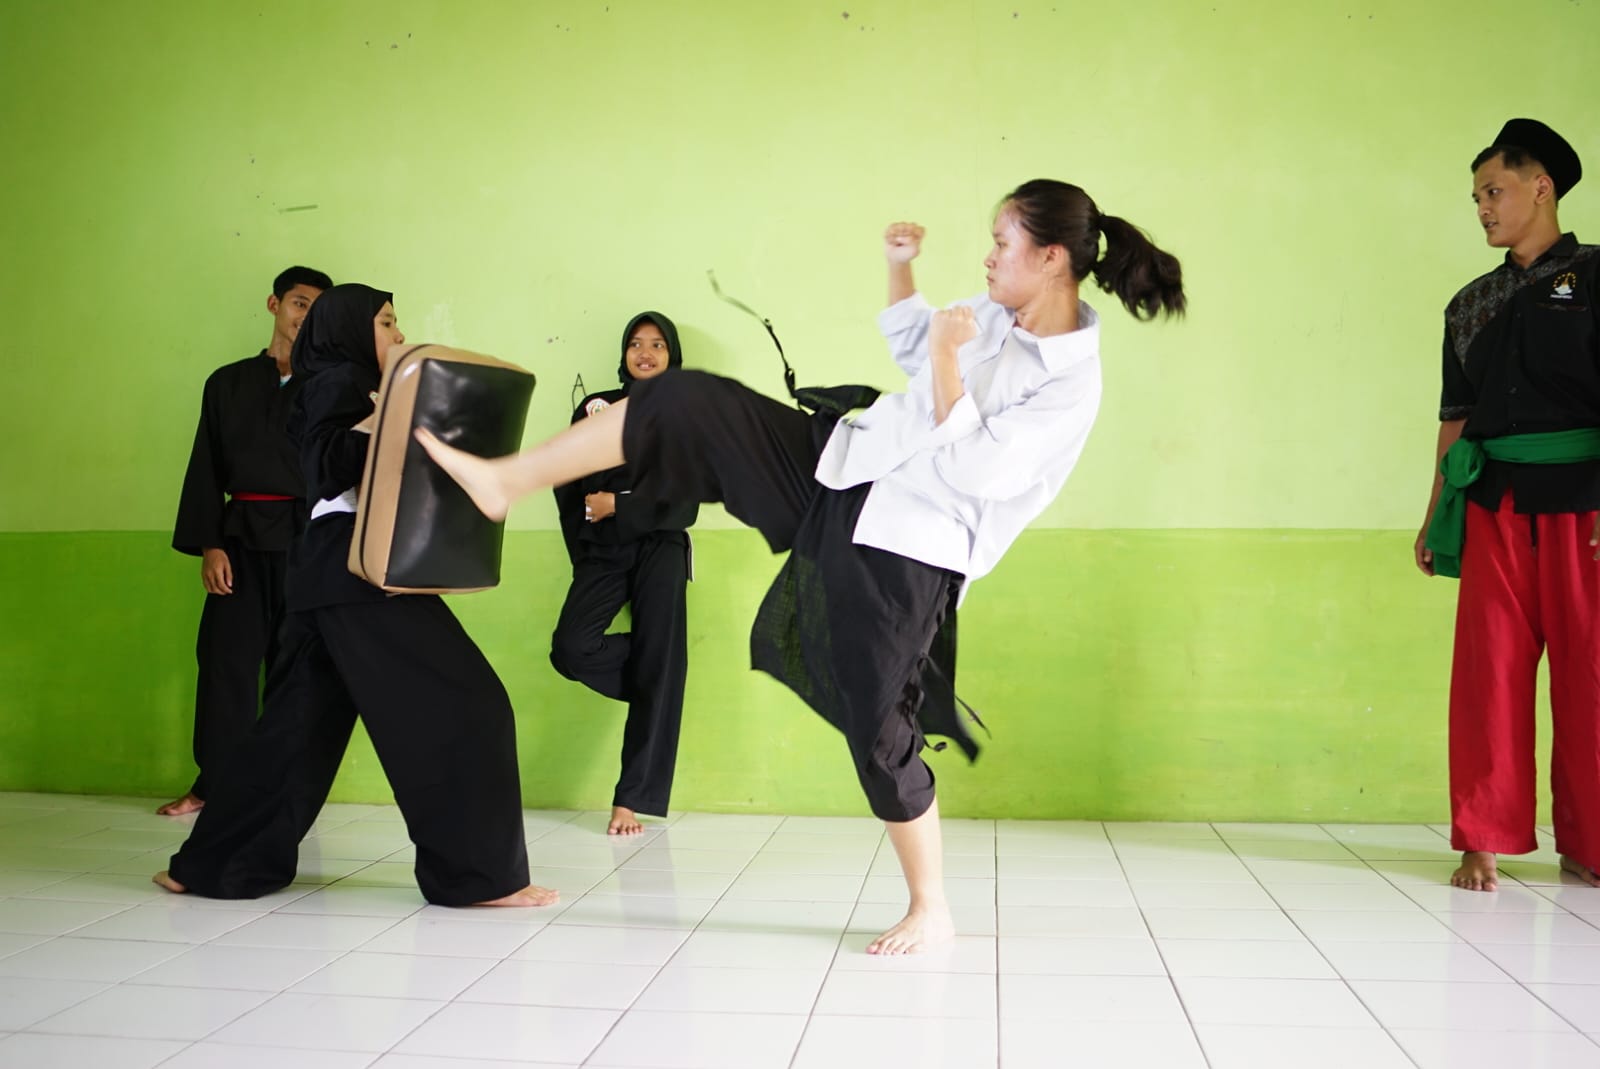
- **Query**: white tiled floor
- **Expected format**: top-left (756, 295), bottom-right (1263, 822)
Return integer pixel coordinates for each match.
top-left (0, 795), bottom-right (1597, 1067)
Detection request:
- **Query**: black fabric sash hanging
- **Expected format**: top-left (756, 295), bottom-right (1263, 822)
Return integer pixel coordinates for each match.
top-left (707, 271), bottom-right (881, 417)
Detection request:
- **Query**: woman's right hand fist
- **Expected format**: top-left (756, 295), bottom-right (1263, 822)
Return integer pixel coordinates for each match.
top-left (929, 305), bottom-right (979, 355)
top-left (884, 222), bottom-right (925, 264)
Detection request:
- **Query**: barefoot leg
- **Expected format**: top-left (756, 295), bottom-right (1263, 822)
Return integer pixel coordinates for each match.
top-left (1560, 854), bottom-right (1600, 887)
top-left (156, 792), bottom-right (205, 817)
top-left (152, 871), bottom-right (187, 894)
top-left (474, 884), bottom-right (560, 907)
top-left (1451, 850), bottom-right (1499, 891)
top-left (414, 400), bottom-right (630, 521)
top-left (868, 796), bottom-right (955, 955)
top-left (608, 806), bottom-right (644, 836)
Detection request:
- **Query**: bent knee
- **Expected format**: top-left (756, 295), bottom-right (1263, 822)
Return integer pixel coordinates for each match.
top-left (548, 643), bottom-right (583, 681)
top-left (549, 632), bottom-right (609, 681)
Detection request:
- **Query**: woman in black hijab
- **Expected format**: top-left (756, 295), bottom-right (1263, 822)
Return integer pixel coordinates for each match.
top-left (156, 284), bottom-right (556, 909)
top-left (550, 312), bottom-right (697, 835)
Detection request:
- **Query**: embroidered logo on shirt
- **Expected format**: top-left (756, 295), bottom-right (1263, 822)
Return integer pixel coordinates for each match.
top-left (585, 397), bottom-right (611, 417)
top-left (1552, 272), bottom-right (1577, 300)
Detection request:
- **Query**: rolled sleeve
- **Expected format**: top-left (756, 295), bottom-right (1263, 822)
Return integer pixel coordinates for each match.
top-left (923, 393), bottom-right (983, 448)
top-left (878, 293), bottom-right (935, 375)
top-left (931, 370), bottom-right (1099, 501)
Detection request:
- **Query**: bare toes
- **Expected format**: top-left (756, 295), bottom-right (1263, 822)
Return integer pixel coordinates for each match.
top-left (1560, 856), bottom-right (1600, 887)
top-left (476, 884), bottom-right (560, 908)
top-left (156, 794), bottom-right (204, 817)
top-left (523, 884), bottom-right (560, 907)
top-left (152, 871), bottom-right (187, 894)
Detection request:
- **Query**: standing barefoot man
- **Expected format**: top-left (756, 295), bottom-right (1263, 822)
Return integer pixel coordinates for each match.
top-left (1418, 119), bottom-right (1600, 891)
top-left (163, 266), bottom-right (331, 816)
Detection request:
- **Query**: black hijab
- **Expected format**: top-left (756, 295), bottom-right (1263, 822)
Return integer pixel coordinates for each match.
top-left (616, 310), bottom-right (683, 392)
top-left (290, 283), bottom-right (394, 386)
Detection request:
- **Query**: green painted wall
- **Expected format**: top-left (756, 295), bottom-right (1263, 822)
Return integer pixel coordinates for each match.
top-left (2, 1), bottom-right (1596, 819)
top-left (0, 529), bottom-right (1473, 820)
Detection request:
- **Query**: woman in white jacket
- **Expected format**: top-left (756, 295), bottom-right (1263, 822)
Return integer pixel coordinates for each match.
top-left (419, 178), bottom-right (1185, 954)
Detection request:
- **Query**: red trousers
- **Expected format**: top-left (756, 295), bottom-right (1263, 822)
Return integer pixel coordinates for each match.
top-left (1450, 490), bottom-right (1600, 870)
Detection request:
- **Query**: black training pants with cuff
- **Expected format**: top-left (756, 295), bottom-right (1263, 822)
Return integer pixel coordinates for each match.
top-left (168, 596), bottom-right (530, 906)
top-left (622, 370), bottom-right (964, 823)
top-left (550, 532), bottom-right (690, 818)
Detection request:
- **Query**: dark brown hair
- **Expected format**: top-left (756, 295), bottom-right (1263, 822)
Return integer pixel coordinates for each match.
top-left (273, 265), bottom-right (333, 299)
top-left (1004, 179), bottom-right (1185, 320)
top-left (1471, 145), bottom-right (1538, 175)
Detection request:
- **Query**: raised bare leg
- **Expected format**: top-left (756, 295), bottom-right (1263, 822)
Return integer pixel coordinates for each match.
top-left (868, 795), bottom-right (955, 955)
top-left (414, 400), bottom-right (629, 521)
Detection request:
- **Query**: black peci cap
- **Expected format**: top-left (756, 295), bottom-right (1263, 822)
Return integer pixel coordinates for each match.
top-left (1491, 118), bottom-right (1582, 199)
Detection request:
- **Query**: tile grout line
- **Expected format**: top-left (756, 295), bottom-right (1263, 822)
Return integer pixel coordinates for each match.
top-left (990, 820), bottom-right (1001, 1069)
top-left (280, 804), bottom-right (615, 1069)
top-left (9, 800), bottom-right (1600, 1064)
top-left (579, 812), bottom-right (791, 1069)
top-left (1248, 827), bottom-right (1424, 1068)
top-left (1122, 823), bottom-right (1217, 1069)
top-left (782, 824), bottom-right (876, 1069)
top-left (134, 825), bottom-right (437, 1069)
top-left (1401, 826), bottom-right (1600, 1046)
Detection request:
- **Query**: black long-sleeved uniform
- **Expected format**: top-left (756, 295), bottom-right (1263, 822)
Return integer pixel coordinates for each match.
top-left (171, 352), bottom-right (306, 800)
top-left (550, 311), bottom-right (697, 818)
top-left (169, 285), bottom-right (531, 905)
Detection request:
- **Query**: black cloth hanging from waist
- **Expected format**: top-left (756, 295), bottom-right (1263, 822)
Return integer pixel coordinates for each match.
top-left (621, 370), bottom-right (977, 759)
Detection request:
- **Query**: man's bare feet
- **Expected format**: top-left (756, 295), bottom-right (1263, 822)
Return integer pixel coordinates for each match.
top-left (413, 428), bottom-right (511, 522)
top-left (474, 884), bottom-right (560, 907)
top-left (866, 903), bottom-right (955, 956)
top-left (608, 806), bottom-right (644, 836)
top-left (155, 793), bottom-right (204, 817)
top-left (152, 871), bottom-right (187, 894)
top-left (1560, 855), bottom-right (1600, 887)
top-left (1451, 850), bottom-right (1499, 891)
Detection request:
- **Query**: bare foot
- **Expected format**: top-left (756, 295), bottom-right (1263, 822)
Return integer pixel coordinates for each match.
top-left (608, 806), bottom-right (644, 836)
top-left (152, 871), bottom-right (187, 894)
top-left (1560, 855), bottom-right (1600, 887)
top-left (866, 903), bottom-right (955, 956)
top-left (156, 793), bottom-right (204, 816)
top-left (413, 427), bottom-right (511, 522)
top-left (1451, 850), bottom-right (1499, 891)
top-left (474, 884), bottom-right (560, 907)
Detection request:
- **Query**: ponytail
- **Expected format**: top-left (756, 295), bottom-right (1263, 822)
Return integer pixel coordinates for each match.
top-left (1091, 214), bottom-right (1186, 321)
top-left (1004, 178), bottom-right (1186, 321)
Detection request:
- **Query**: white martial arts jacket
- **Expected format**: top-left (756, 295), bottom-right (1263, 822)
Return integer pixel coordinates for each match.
top-left (814, 292), bottom-right (1102, 598)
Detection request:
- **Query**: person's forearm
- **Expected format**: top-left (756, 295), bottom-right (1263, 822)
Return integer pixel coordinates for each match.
top-left (889, 262), bottom-right (915, 306)
top-left (1423, 419), bottom-right (1466, 521)
top-left (931, 347), bottom-right (965, 425)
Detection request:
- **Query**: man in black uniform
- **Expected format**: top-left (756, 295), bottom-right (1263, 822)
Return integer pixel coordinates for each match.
top-left (162, 266), bottom-right (333, 816)
top-left (1415, 119), bottom-right (1600, 891)
top-left (551, 311), bottom-right (697, 835)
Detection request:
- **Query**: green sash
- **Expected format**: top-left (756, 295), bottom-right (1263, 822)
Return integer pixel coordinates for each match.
top-left (1424, 428), bottom-right (1600, 578)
